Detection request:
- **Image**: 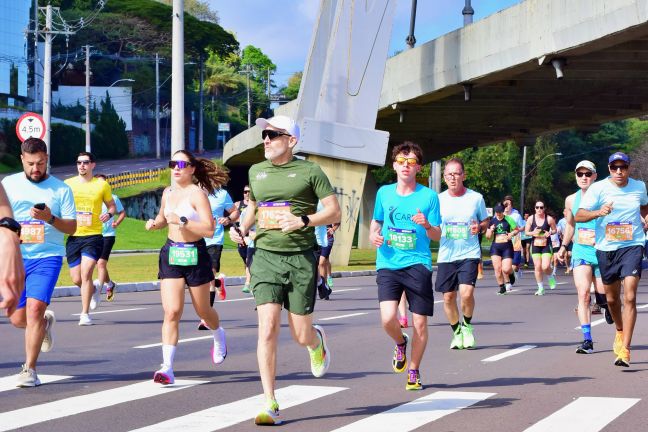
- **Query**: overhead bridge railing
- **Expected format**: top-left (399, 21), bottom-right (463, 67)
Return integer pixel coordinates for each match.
top-left (106, 168), bottom-right (166, 190)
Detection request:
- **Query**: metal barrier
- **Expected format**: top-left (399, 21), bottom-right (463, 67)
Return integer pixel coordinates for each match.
top-left (106, 167), bottom-right (166, 190)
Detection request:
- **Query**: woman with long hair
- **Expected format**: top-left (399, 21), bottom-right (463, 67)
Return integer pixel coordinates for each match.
top-left (145, 150), bottom-right (227, 384)
top-left (524, 201), bottom-right (558, 296)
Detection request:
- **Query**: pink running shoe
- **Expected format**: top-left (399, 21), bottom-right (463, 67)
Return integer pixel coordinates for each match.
top-left (399, 316), bottom-right (408, 329)
top-left (217, 273), bottom-right (227, 301)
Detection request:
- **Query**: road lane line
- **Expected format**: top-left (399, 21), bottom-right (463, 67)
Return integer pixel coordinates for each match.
top-left (128, 385), bottom-right (347, 431)
top-left (71, 307), bottom-right (147, 316)
top-left (574, 318), bottom-right (606, 330)
top-left (218, 297), bottom-right (255, 303)
top-left (134, 336), bottom-right (212, 349)
top-left (319, 312), bottom-right (369, 321)
top-left (523, 397), bottom-right (639, 432)
top-left (332, 288), bottom-right (363, 293)
top-left (331, 391), bottom-right (495, 431)
top-left (0, 379), bottom-right (206, 431)
top-left (0, 374), bottom-right (72, 393)
top-left (481, 345), bottom-right (537, 362)
top-left (637, 303), bottom-right (648, 309)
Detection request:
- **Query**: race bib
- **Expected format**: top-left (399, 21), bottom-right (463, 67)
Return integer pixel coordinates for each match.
top-left (533, 237), bottom-right (547, 247)
top-left (445, 222), bottom-right (469, 240)
top-left (257, 201), bottom-right (291, 229)
top-left (387, 227), bottom-right (416, 250)
top-left (495, 233), bottom-right (509, 244)
top-left (19, 221), bottom-right (45, 244)
top-left (577, 228), bottom-right (595, 246)
top-left (168, 243), bottom-right (198, 266)
top-left (605, 222), bottom-right (632, 242)
top-left (512, 234), bottom-right (522, 251)
top-left (77, 211), bottom-right (93, 227)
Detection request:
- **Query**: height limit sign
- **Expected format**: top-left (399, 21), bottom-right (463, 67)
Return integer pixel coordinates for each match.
top-left (16, 112), bottom-right (46, 142)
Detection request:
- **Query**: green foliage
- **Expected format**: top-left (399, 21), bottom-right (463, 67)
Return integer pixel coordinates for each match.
top-left (241, 45), bottom-right (277, 82)
top-left (50, 124), bottom-right (85, 166)
top-left (91, 93), bottom-right (129, 160)
top-left (283, 71), bottom-right (302, 100)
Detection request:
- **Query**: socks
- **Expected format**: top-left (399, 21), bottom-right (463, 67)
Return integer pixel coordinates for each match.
top-left (463, 315), bottom-right (472, 325)
top-left (162, 344), bottom-right (176, 368)
top-left (537, 282), bottom-right (544, 290)
top-left (450, 322), bottom-right (461, 333)
top-left (594, 292), bottom-right (607, 306)
top-left (209, 290), bottom-right (216, 307)
top-left (505, 282), bottom-right (512, 290)
top-left (581, 324), bottom-right (592, 341)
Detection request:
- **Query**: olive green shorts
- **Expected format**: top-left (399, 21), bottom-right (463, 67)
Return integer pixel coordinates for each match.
top-left (250, 248), bottom-right (318, 315)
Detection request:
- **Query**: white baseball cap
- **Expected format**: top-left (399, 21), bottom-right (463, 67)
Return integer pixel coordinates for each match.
top-left (575, 160), bottom-right (596, 173)
top-left (255, 115), bottom-right (300, 142)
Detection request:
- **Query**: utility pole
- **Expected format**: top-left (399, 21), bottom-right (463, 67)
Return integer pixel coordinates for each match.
top-left (406, 0), bottom-right (417, 49)
top-left (155, 53), bottom-right (161, 159)
top-left (85, 44), bottom-right (92, 152)
top-left (520, 145), bottom-right (528, 215)
top-left (171, 0), bottom-right (185, 154)
top-left (243, 64), bottom-right (252, 128)
top-left (463, 0), bottom-right (474, 26)
top-left (198, 55), bottom-right (204, 154)
top-left (33, 0), bottom-right (39, 111)
top-left (42, 5), bottom-right (53, 155)
top-left (267, 68), bottom-right (271, 100)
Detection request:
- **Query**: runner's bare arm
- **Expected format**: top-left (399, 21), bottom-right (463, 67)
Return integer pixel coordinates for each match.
top-left (369, 219), bottom-right (384, 247)
top-left (146, 188), bottom-right (169, 230)
top-left (0, 184), bottom-right (24, 317)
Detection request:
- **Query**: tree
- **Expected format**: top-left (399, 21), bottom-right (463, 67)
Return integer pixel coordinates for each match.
top-left (241, 45), bottom-right (276, 86)
top-left (283, 72), bottom-right (302, 100)
top-left (154, 0), bottom-right (219, 23)
top-left (92, 93), bottom-right (129, 159)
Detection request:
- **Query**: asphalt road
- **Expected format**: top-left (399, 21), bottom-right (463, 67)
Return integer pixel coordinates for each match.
top-left (1, 269), bottom-right (648, 431)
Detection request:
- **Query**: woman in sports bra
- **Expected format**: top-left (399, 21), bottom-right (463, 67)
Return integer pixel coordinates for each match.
top-left (486, 203), bottom-right (519, 295)
top-left (145, 149), bottom-right (227, 385)
top-left (524, 200), bottom-right (558, 296)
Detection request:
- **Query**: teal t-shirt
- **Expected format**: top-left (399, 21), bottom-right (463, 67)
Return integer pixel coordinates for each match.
top-left (571, 190), bottom-right (597, 263)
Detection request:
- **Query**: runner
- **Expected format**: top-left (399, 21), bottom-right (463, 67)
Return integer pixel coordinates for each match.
top-left (145, 150), bottom-right (227, 384)
top-left (0, 183), bottom-right (24, 318)
top-left (503, 195), bottom-right (525, 282)
top-left (487, 203), bottom-right (520, 295)
top-left (231, 185), bottom-right (255, 294)
top-left (555, 211), bottom-right (572, 275)
top-left (576, 152), bottom-right (648, 367)
top-left (370, 141), bottom-right (441, 390)
top-left (2, 138), bottom-right (76, 386)
top-left (314, 207), bottom-right (332, 300)
top-left (320, 222), bottom-right (339, 289)
top-left (93, 174), bottom-right (126, 302)
top-left (521, 212), bottom-right (532, 267)
top-left (229, 115), bottom-right (340, 425)
top-left (436, 158), bottom-right (488, 350)
top-left (524, 201), bottom-right (557, 295)
top-left (64, 152), bottom-right (116, 325)
top-left (558, 160), bottom-right (611, 355)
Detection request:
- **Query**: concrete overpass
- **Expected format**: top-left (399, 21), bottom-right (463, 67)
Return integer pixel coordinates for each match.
top-left (225, 0), bottom-right (648, 165)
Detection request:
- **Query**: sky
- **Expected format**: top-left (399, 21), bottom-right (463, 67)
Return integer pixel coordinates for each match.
top-left (210, 0), bottom-right (523, 87)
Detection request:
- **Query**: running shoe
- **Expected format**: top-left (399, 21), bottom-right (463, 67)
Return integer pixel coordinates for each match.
top-left (16, 365), bottom-right (41, 388)
top-left (90, 280), bottom-right (101, 310)
top-left (505, 283), bottom-right (512, 292)
top-left (497, 285), bottom-right (507, 295)
top-left (509, 272), bottom-right (516, 286)
top-left (399, 316), bottom-right (408, 329)
top-left (603, 305), bottom-right (614, 325)
top-left (392, 333), bottom-right (409, 373)
top-left (327, 276), bottom-right (334, 288)
top-left (534, 287), bottom-right (545, 296)
top-left (78, 313), bottom-right (93, 326)
top-left (450, 327), bottom-right (463, 350)
top-left (461, 323), bottom-right (475, 349)
top-left (217, 273), bottom-right (227, 301)
top-left (105, 281), bottom-right (116, 302)
top-left (614, 347), bottom-right (630, 367)
top-left (516, 269), bottom-right (523, 280)
top-left (309, 325), bottom-right (330, 378)
top-left (153, 364), bottom-right (175, 385)
top-left (212, 327), bottom-right (227, 364)
top-left (548, 276), bottom-right (556, 290)
top-left (254, 399), bottom-right (283, 426)
top-left (591, 304), bottom-right (602, 314)
top-left (241, 283), bottom-right (251, 294)
top-left (197, 320), bottom-right (209, 330)
top-left (41, 310), bottom-right (56, 353)
top-left (405, 369), bottom-right (422, 391)
top-left (576, 339), bottom-right (594, 354)
top-left (613, 331), bottom-right (623, 356)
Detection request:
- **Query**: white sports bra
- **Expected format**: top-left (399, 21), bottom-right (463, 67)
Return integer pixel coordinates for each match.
top-left (164, 192), bottom-right (200, 222)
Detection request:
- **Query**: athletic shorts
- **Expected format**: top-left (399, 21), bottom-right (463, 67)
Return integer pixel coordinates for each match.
top-left (513, 251), bottom-right (522, 266)
top-left (206, 244), bottom-right (224, 273)
top-left (100, 236), bottom-right (116, 261)
top-left (158, 238), bottom-right (214, 287)
top-left (521, 238), bottom-right (532, 247)
top-left (377, 264), bottom-right (434, 316)
top-left (320, 240), bottom-right (334, 258)
top-left (246, 247), bottom-right (255, 268)
top-left (66, 235), bottom-right (104, 267)
top-left (571, 258), bottom-right (601, 278)
top-left (531, 242), bottom-right (553, 256)
top-left (18, 256), bottom-right (63, 309)
top-left (490, 241), bottom-right (514, 259)
top-left (435, 259), bottom-right (480, 293)
top-left (596, 245), bottom-right (644, 285)
top-left (250, 248), bottom-right (317, 315)
top-left (237, 245), bottom-right (247, 264)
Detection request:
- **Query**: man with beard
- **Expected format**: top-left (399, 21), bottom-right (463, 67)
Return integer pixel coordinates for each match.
top-left (229, 115), bottom-right (340, 425)
top-left (2, 137), bottom-right (77, 387)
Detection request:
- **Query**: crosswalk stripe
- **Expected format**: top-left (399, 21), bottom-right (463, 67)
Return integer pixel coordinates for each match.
top-left (523, 397), bottom-right (640, 432)
top-left (128, 384), bottom-right (347, 431)
top-left (319, 313), bottom-right (368, 321)
top-left (0, 379), bottom-right (206, 431)
top-left (574, 318), bottom-right (606, 330)
top-left (0, 374), bottom-right (72, 393)
top-left (134, 336), bottom-right (212, 349)
top-left (330, 391), bottom-right (495, 431)
top-left (481, 345), bottom-right (537, 362)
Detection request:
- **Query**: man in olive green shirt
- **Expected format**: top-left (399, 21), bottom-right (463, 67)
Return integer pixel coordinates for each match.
top-left (230, 115), bottom-right (341, 426)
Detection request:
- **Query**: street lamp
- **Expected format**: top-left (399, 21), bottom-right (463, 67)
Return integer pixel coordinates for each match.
top-left (107, 78), bottom-right (135, 88)
top-left (85, 78), bottom-right (135, 152)
top-left (520, 151), bottom-right (562, 214)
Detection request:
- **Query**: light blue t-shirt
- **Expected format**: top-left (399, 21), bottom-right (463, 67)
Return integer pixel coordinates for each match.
top-left (373, 183), bottom-right (441, 271)
top-left (571, 189), bottom-right (597, 263)
top-left (2, 172), bottom-right (76, 259)
top-left (315, 201), bottom-right (328, 248)
top-left (102, 195), bottom-right (124, 237)
top-left (205, 189), bottom-right (234, 246)
top-left (579, 177), bottom-right (648, 252)
top-left (437, 188), bottom-right (488, 262)
top-left (238, 201), bottom-right (256, 248)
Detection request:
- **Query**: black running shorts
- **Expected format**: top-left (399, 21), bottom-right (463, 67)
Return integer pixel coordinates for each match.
top-left (435, 259), bottom-right (480, 293)
top-left (596, 245), bottom-right (644, 285)
top-left (376, 264), bottom-right (434, 316)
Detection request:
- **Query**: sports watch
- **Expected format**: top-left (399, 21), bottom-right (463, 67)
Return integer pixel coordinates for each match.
top-left (301, 215), bottom-right (310, 227)
top-left (0, 217), bottom-right (21, 237)
top-left (179, 216), bottom-right (188, 227)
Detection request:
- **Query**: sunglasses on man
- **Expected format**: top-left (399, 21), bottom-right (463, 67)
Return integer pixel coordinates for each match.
top-left (261, 130), bottom-right (290, 140)
top-left (609, 164), bottom-right (629, 171)
top-left (76, 160), bottom-right (92, 165)
top-left (575, 171), bottom-right (593, 178)
top-left (168, 160), bottom-right (193, 169)
top-left (395, 156), bottom-right (418, 166)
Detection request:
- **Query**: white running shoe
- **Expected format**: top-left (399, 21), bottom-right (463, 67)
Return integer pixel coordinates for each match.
top-left (41, 310), bottom-right (56, 353)
top-left (153, 364), bottom-right (175, 385)
top-left (16, 365), bottom-right (41, 387)
top-left (309, 325), bottom-right (331, 377)
top-left (90, 280), bottom-right (101, 310)
top-left (212, 327), bottom-right (227, 364)
top-left (78, 313), bottom-right (93, 326)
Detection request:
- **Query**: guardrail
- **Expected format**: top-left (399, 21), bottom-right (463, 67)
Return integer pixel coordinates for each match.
top-left (106, 167), bottom-right (165, 189)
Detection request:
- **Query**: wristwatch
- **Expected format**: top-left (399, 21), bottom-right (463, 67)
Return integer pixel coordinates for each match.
top-left (0, 217), bottom-right (21, 237)
top-left (48, 215), bottom-right (56, 225)
top-left (179, 216), bottom-right (188, 227)
top-left (301, 215), bottom-right (310, 227)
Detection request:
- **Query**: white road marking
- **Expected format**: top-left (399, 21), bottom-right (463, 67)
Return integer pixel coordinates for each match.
top-left (331, 391), bottom-right (495, 431)
top-left (319, 312), bottom-right (369, 321)
top-left (128, 385), bottom-right (347, 431)
top-left (574, 318), bottom-right (606, 330)
top-left (218, 297), bottom-right (255, 303)
top-left (637, 303), bottom-right (648, 309)
top-left (0, 379), bottom-right (206, 431)
top-left (332, 288), bottom-right (363, 293)
top-left (71, 307), bottom-right (147, 316)
top-left (523, 397), bottom-right (639, 432)
top-left (0, 374), bottom-right (72, 393)
top-left (481, 345), bottom-right (537, 362)
top-left (134, 336), bottom-right (212, 349)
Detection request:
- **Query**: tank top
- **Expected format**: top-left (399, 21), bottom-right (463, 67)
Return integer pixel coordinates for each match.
top-left (530, 214), bottom-right (550, 234)
top-left (571, 190), bottom-right (597, 263)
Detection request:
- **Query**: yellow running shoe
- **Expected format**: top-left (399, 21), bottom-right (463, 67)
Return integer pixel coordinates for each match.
top-left (405, 369), bottom-right (422, 391)
top-left (614, 347), bottom-right (630, 367)
top-left (254, 399), bottom-right (283, 425)
top-left (392, 333), bottom-right (409, 373)
top-left (613, 331), bottom-right (623, 356)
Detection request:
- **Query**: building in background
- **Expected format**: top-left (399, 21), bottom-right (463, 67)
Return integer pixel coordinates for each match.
top-left (0, 0), bottom-right (30, 107)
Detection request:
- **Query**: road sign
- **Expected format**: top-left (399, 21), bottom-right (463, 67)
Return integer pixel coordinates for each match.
top-left (15, 112), bottom-right (47, 142)
top-left (218, 122), bottom-right (230, 132)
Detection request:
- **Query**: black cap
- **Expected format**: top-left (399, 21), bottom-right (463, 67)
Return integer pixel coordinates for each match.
top-left (494, 204), bottom-right (505, 213)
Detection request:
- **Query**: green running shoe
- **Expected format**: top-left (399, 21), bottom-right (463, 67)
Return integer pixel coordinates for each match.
top-left (241, 283), bottom-right (251, 294)
top-left (548, 276), bottom-right (556, 289)
top-left (534, 287), bottom-right (545, 296)
top-left (309, 325), bottom-right (330, 378)
top-left (450, 327), bottom-right (463, 350)
top-left (461, 323), bottom-right (475, 349)
top-left (254, 399), bottom-right (283, 425)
